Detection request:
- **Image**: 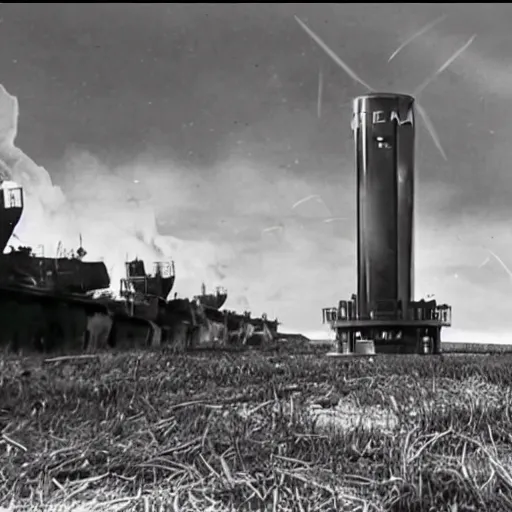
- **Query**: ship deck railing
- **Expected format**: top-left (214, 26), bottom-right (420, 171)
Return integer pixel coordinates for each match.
top-left (152, 261), bottom-right (175, 278)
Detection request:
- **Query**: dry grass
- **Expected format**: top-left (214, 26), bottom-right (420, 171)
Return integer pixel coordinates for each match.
top-left (2, 347), bottom-right (512, 511)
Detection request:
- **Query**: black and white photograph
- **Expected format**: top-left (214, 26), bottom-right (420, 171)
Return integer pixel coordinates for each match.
top-left (0, 3), bottom-right (511, 510)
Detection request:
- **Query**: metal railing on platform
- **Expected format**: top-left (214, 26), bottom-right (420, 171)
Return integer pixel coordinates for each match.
top-left (322, 303), bottom-right (452, 325)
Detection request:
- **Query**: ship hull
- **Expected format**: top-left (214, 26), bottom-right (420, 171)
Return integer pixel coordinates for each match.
top-left (195, 292), bottom-right (228, 310)
top-left (0, 253), bottom-right (111, 293)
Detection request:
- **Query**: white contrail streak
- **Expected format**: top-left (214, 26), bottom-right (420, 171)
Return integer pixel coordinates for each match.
top-left (488, 250), bottom-right (512, 281)
top-left (291, 194), bottom-right (322, 210)
top-left (323, 217), bottom-right (347, 223)
top-left (262, 226), bottom-right (283, 233)
top-left (415, 102), bottom-right (447, 160)
top-left (413, 34), bottom-right (477, 96)
top-left (295, 16), bottom-right (373, 91)
top-left (294, 14), bottom-right (460, 162)
top-left (411, 32), bottom-right (476, 162)
top-left (478, 256), bottom-right (490, 268)
top-left (317, 68), bottom-right (323, 119)
top-left (388, 15), bottom-right (447, 62)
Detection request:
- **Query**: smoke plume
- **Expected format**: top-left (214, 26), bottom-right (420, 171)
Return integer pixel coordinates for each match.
top-left (0, 84), bottom-right (224, 296)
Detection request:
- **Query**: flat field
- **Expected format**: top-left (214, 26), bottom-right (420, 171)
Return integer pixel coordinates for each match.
top-left (2, 345), bottom-right (512, 511)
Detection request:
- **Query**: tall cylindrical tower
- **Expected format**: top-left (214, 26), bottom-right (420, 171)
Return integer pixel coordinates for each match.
top-left (352, 93), bottom-right (415, 320)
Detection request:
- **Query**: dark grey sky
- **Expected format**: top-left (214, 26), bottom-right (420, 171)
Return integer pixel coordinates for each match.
top-left (2, 3), bottom-right (512, 340)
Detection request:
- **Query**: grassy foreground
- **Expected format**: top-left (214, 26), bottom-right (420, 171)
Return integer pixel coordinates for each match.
top-left (2, 345), bottom-right (512, 511)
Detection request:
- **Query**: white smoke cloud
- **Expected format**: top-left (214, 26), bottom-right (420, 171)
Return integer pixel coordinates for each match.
top-left (0, 83), bottom-right (353, 328)
top-left (0, 84), bottom-right (225, 297)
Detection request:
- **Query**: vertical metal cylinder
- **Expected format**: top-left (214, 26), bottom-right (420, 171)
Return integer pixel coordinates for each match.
top-left (352, 93), bottom-right (415, 320)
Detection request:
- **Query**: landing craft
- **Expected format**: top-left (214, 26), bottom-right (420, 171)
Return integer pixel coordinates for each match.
top-left (0, 181), bottom-right (167, 352)
top-left (0, 180), bottom-right (279, 353)
top-left (0, 78), bottom-right (282, 355)
top-left (194, 282), bottom-right (228, 310)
